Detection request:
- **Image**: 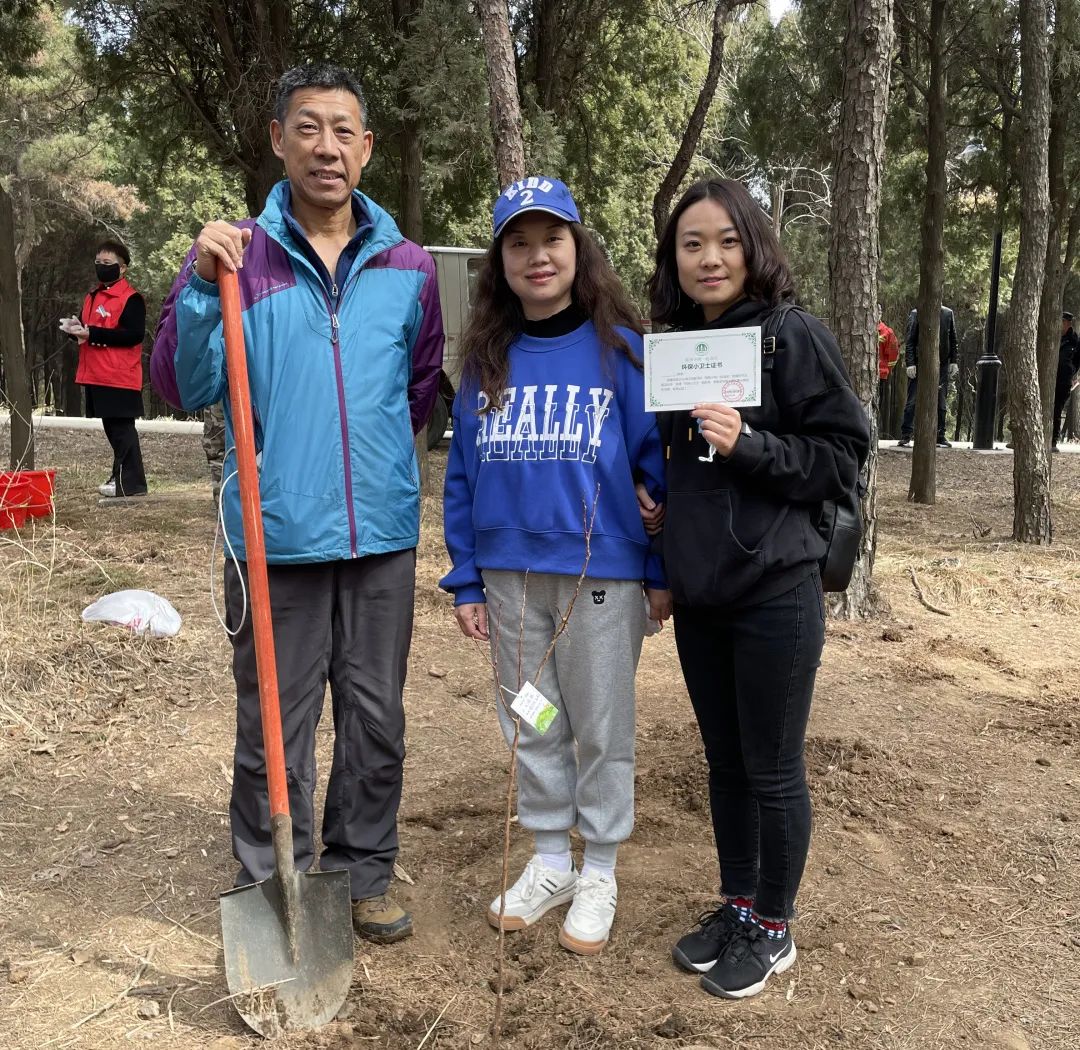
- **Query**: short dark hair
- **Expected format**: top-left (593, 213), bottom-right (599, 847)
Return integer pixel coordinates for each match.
top-left (274, 65), bottom-right (368, 126)
top-left (95, 239), bottom-right (130, 266)
top-left (1064, 311), bottom-right (1074, 322)
top-left (647, 178), bottom-right (795, 328)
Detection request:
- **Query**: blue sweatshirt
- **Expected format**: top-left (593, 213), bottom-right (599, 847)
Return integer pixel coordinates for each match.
top-left (440, 321), bottom-right (666, 606)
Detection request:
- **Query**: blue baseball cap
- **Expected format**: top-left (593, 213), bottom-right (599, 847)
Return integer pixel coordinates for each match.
top-left (493, 176), bottom-right (581, 238)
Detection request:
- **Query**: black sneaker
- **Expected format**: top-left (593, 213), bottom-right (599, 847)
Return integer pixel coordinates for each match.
top-left (937, 438), bottom-right (952, 448)
top-left (672, 903), bottom-right (747, 974)
top-left (700, 922), bottom-right (796, 999)
top-left (897, 438), bottom-right (911, 447)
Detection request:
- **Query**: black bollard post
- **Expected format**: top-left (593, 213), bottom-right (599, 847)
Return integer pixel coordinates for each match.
top-left (973, 229), bottom-right (1003, 450)
top-left (973, 354), bottom-right (1001, 449)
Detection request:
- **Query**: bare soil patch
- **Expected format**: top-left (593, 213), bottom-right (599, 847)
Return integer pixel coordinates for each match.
top-left (1, 428), bottom-right (1077, 1049)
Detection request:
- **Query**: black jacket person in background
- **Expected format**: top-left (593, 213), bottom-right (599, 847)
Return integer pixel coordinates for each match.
top-left (898, 305), bottom-right (958, 448)
top-left (642, 178), bottom-right (869, 1002)
top-left (1052, 312), bottom-right (1079, 451)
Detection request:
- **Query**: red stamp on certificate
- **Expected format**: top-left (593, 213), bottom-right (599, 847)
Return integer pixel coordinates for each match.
top-left (722, 379), bottom-right (746, 403)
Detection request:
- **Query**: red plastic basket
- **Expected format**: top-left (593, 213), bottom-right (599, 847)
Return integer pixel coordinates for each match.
top-left (0, 472), bottom-right (31, 530)
top-left (21, 468), bottom-right (57, 518)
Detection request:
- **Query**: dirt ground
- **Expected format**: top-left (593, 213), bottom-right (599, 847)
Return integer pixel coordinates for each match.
top-left (0, 426), bottom-right (1078, 1050)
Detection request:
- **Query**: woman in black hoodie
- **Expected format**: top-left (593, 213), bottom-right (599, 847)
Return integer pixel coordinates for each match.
top-left (645, 179), bottom-right (870, 1000)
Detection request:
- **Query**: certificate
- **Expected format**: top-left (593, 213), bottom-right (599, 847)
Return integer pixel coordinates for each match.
top-left (643, 327), bottom-right (762, 411)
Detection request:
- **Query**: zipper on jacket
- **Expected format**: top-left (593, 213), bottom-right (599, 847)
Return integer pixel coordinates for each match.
top-left (322, 291), bottom-right (359, 558)
top-left (317, 238), bottom-right (405, 561)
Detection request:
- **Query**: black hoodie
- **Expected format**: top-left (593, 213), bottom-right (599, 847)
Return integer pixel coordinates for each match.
top-left (660, 298), bottom-right (871, 610)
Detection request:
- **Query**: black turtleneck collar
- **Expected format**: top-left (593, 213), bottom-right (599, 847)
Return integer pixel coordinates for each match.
top-left (701, 297), bottom-right (769, 329)
top-left (521, 302), bottom-right (588, 338)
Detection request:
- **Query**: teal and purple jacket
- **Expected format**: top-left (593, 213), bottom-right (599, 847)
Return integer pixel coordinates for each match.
top-left (151, 182), bottom-right (443, 564)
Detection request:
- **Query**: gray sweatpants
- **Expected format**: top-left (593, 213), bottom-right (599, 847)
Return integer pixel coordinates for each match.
top-left (225, 550), bottom-right (415, 900)
top-left (483, 571), bottom-right (645, 866)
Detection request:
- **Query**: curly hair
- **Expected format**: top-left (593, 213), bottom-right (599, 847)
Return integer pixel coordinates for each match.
top-left (461, 224), bottom-right (644, 412)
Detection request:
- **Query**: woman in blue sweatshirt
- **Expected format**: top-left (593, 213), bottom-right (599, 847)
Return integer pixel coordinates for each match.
top-left (441, 177), bottom-right (669, 955)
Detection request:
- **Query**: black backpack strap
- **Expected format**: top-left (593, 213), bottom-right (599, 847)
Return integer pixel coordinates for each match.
top-left (762, 303), bottom-right (796, 358)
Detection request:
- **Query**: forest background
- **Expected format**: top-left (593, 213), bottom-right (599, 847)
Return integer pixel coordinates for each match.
top-left (1, 5), bottom-right (1079, 1045)
top-left (1, 0), bottom-right (1079, 581)
top-left (1, 0), bottom-right (1076, 419)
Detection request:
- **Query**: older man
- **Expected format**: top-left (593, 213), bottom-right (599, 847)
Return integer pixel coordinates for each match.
top-left (151, 64), bottom-right (443, 943)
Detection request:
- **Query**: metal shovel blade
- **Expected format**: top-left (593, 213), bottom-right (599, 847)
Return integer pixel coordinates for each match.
top-left (220, 868), bottom-right (353, 1037)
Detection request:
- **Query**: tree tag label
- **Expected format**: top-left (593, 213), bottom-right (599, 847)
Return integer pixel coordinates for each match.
top-left (510, 681), bottom-right (559, 734)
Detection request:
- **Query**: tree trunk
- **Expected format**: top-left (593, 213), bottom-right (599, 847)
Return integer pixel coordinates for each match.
top-left (62, 338), bottom-right (80, 416)
top-left (209, 2), bottom-right (290, 215)
top-left (1003, 0), bottom-right (1052, 543)
top-left (888, 366), bottom-right (904, 436)
top-left (478, 0), bottom-right (526, 188)
top-left (393, 0), bottom-right (425, 244)
top-left (1066, 386), bottom-right (1079, 440)
top-left (1034, 0), bottom-right (1073, 448)
top-left (241, 149), bottom-right (284, 218)
top-left (771, 180), bottom-right (784, 241)
top-left (651, 0), bottom-right (751, 239)
top-left (394, 0), bottom-right (429, 483)
top-left (989, 114), bottom-right (1013, 444)
top-left (0, 183), bottom-right (34, 470)
top-left (1063, 195), bottom-right (1080, 278)
top-left (533, 0), bottom-right (560, 111)
top-left (908, 0), bottom-right (947, 504)
top-left (827, 0), bottom-right (894, 619)
top-left (396, 117), bottom-right (424, 244)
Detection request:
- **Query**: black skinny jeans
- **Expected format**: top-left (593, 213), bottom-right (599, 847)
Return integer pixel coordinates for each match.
top-left (674, 571), bottom-right (826, 921)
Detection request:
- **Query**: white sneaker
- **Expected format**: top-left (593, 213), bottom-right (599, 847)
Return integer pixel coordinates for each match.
top-left (487, 855), bottom-right (577, 931)
top-left (98, 481), bottom-right (116, 497)
top-left (559, 870), bottom-right (617, 955)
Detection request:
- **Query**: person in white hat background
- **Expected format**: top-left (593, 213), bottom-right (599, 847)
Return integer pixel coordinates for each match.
top-left (441, 176), bottom-right (671, 955)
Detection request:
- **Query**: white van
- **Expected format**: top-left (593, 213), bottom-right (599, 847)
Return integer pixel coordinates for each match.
top-left (425, 246), bottom-right (487, 447)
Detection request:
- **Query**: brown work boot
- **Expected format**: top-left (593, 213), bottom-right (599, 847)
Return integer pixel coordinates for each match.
top-left (352, 894), bottom-right (414, 944)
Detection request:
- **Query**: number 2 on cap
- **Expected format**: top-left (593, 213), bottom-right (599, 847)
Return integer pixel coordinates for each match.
top-left (519, 189), bottom-right (534, 205)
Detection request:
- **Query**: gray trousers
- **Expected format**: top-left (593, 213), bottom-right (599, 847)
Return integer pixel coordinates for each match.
top-left (225, 550), bottom-right (415, 900)
top-left (483, 571), bottom-right (645, 858)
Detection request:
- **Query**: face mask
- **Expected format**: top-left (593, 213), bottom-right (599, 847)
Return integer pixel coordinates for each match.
top-left (96, 262), bottom-right (121, 284)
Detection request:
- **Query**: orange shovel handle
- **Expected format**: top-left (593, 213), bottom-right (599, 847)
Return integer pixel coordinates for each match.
top-left (218, 264), bottom-right (290, 821)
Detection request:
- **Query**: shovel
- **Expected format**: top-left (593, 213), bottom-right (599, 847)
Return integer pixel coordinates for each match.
top-left (215, 263), bottom-right (354, 1037)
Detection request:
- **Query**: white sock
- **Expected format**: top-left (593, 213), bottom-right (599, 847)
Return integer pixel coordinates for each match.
top-left (538, 851), bottom-right (573, 873)
top-left (581, 863), bottom-right (615, 881)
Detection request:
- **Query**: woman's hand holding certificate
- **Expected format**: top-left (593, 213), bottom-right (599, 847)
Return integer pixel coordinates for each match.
top-left (692, 403), bottom-right (743, 457)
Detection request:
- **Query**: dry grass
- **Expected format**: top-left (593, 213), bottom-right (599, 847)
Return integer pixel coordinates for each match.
top-left (0, 427), bottom-right (1078, 1050)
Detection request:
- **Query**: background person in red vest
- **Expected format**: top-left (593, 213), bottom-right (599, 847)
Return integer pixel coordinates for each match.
top-left (878, 306), bottom-right (899, 381)
top-left (59, 240), bottom-right (148, 497)
top-left (877, 306), bottom-right (900, 433)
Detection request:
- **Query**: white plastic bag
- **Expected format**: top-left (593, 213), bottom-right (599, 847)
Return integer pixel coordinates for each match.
top-left (81, 589), bottom-right (182, 638)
